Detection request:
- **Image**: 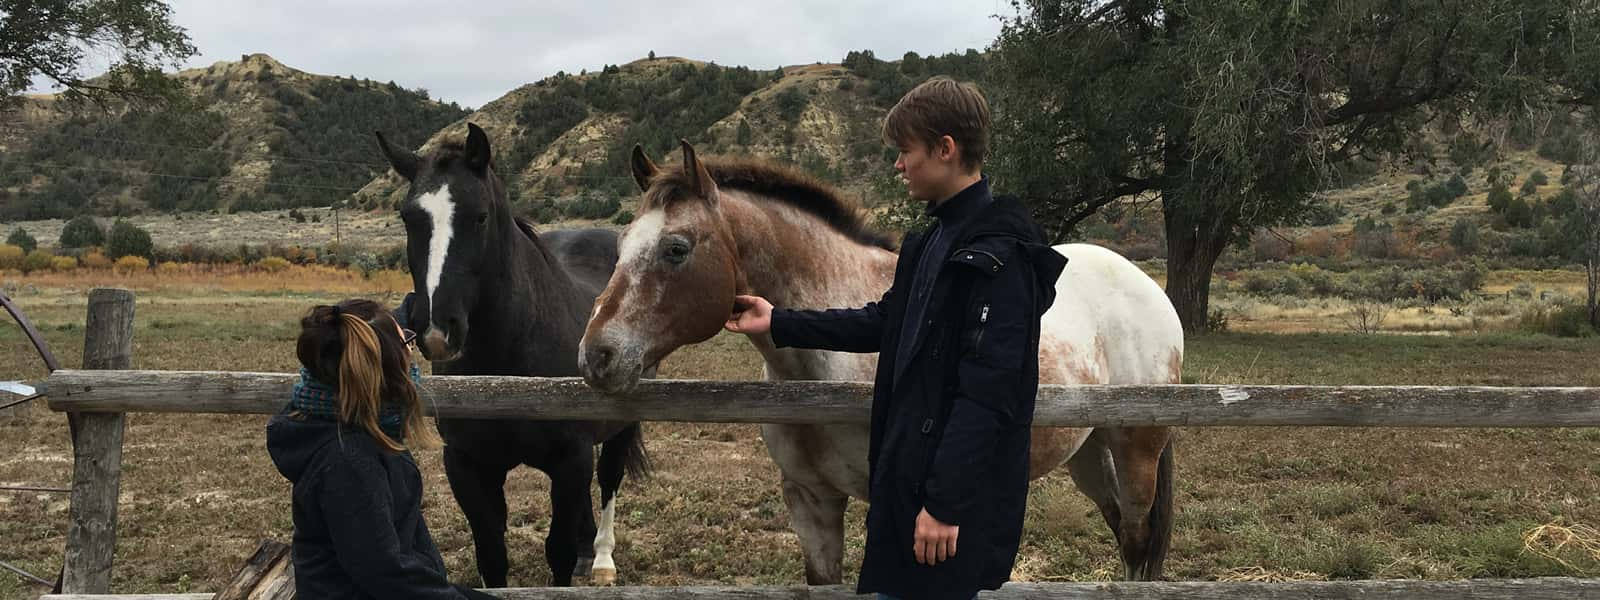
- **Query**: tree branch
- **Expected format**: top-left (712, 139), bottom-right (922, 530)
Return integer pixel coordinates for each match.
top-left (1045, 0), bottom-right (1132, 39)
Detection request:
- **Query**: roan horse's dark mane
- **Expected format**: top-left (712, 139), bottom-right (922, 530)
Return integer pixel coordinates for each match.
top-left (644, 157), bottom-right (897, 251)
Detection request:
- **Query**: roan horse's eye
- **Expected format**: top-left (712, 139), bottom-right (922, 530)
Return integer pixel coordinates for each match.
top-left (662, 237), bottom-right (692, 264)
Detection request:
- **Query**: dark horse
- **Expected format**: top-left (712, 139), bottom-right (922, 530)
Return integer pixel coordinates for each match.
top-left (376, 123), bottom-right (647, 587)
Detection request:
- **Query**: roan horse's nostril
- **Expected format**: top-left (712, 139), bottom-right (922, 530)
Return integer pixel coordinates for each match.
top-left (585, 346), bottom-right (616, 376)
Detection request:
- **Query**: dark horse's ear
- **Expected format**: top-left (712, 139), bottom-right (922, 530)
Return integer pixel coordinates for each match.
top-left (630, 144), bottom-right (658, 192)
top-left (375, 131), bottom-right (419, 180)
top-left (464, 122), bottom-right (492, 174)
top-left (679, 139), bottom-right (718, 207)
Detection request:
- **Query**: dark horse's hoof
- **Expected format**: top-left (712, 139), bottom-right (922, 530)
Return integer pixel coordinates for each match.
top-left (573, 556), bottom-right (595, 579)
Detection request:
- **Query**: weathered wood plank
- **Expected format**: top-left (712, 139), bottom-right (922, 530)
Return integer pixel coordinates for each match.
top-left (35, 577), bottom-right (1600, 599)
top-left (212, 540), bottom-right (294, 600)
top-left (45, 369), bottom-right (1600, 427)
top-left (61, 289), bottom-right (134, 594)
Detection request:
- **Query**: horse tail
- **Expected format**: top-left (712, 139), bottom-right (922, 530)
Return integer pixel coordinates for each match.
top-left (1145, 434), bottom-right (1176, 579)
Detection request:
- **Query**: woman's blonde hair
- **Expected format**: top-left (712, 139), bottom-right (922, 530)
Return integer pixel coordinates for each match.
top-left (296, 299), bottom-right (438, 452)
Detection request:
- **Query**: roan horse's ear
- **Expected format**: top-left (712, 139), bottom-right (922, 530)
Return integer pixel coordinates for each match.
top-left (679, 139), bottom-right (718, 206)
top-left (630, 144), bottom-right (658, 192)
top-left (375, 131), bottom-right (419, 180)
top-left (464, 122), bottom-right (492, 174)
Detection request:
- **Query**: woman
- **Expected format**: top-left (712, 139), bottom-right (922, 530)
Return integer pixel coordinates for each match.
top-left (267, 299), bottom-right (494, 599)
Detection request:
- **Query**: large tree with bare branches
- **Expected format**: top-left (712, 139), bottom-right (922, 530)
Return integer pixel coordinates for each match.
top-left (0, 0), bottom-right (194, 110)
top-left (989, 0), bottom-right (1600, 332)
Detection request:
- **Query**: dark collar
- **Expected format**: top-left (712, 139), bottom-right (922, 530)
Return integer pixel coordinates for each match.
top-left (925, 175), bottom-right (991, 224)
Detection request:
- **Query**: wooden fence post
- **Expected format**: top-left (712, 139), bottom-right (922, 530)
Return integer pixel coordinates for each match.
top-left (61, 288), bottom-right (134, 594)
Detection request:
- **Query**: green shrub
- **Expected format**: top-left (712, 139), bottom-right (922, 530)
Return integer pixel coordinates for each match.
top-left (6, 227), bottom-right (37, 253)
top-left (107, 219), bottom-right (154, 259)
top-left (1450, 218), bottom-right (1481, 253)
top-left (59, 215), bottom-right (105, 248)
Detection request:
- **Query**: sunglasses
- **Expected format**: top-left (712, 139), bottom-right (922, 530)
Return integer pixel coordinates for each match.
top-left (400, 328), bottom-right (417, 347)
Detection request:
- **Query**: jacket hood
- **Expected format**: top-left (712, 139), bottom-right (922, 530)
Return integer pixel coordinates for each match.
top-left (267, 412), bottom-right (343, 484)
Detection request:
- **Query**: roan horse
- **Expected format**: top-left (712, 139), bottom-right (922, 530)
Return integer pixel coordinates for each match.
top-left (376, 123), bottom-right (648, 587)
top-left (579, 142), bottom-right (1182, 582)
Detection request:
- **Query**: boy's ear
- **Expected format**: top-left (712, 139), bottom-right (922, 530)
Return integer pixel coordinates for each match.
top-left (937, 135), bottom-right (958, 162)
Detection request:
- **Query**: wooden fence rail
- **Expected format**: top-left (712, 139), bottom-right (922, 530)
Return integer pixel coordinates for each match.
top-left (45, 368), bottom-right (1600, 427)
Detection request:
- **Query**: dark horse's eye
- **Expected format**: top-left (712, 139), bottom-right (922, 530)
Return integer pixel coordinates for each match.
top-left (662, 237), bottom-right (691, 264)
top-left (475, 213), bottom-right (489, 226)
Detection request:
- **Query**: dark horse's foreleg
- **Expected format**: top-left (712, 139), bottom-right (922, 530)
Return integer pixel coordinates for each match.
top-left (443, 444), bottom-right (512, 588)
top-left (1104, 426), bottom-right (1176, 581)
top-left (591, 422), bottom-right (647, 585)
top-left (542, 444), bottom-right (598, 587)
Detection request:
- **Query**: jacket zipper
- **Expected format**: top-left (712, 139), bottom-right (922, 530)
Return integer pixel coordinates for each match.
top-left (974, 303), bottom-right (989, 358)
top-left (952, 248), bottom-right (1007, 271)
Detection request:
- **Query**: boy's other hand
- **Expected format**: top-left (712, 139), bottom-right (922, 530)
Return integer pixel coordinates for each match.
top-left (914, 508), bottom-right (958, 566)
top-left (725, 295), bottom-right (773, 335)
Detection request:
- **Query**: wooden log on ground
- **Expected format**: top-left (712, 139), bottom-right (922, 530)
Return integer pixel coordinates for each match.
top-left (210, 540), bottom-right (293, 600)
top-left (35, 576), bottom-right (1600, 599)
top-left (45, 368), bottom-right (1600, 427)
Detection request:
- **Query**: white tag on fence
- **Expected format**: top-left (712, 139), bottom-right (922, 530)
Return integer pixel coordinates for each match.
top-left (0, 381), bottom-right (36, 397)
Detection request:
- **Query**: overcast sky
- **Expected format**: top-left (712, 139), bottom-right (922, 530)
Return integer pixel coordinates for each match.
top-left (40, 1), bottom-right (1015, 109)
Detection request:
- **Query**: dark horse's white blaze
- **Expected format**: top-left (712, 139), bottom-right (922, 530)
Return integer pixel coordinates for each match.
top-left (417, 184), bottom-right (455, 352)
top-left (580, 144), bottom-right (1183, 584)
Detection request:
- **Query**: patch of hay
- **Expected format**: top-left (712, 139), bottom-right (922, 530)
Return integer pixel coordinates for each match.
top-left (1216, 566), bottom-right (1329, 582)
top-left (1523, 521), bottom-right (1600, 572)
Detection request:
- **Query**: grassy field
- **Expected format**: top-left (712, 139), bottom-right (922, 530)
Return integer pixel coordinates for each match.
top-left (4, 275), bottom-right (1600, 598)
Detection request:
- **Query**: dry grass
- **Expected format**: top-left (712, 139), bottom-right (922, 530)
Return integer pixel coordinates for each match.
top-left (5, 279), bottom-right (1600, 597)
top-left (1523, 522), bottom-right (1600, 574)
top-left (1210, 284), bottom-right (1586, 335)
top-left (3, 263), bottom-right (410, 296)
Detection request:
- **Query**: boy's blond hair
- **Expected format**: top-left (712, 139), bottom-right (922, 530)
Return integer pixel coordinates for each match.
top-left (882, 76), bottom-right (991, 171)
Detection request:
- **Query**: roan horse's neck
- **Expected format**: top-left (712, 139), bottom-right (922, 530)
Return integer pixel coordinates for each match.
top-left (720, 191), bottom-right (898, 380)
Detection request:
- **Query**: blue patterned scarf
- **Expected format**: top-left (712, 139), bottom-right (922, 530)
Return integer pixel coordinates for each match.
top-left (288, 365), bottom-right (421, 442)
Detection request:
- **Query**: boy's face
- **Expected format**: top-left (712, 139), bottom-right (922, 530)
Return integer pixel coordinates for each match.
top-left (893, 136), bottom-right (967, 205)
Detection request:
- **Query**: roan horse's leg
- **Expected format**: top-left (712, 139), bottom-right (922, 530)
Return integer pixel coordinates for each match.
top-left (542, 445), bottom-right (598, 587)
top-left (781, 478), bottom-right (850, 584)
top-left (1102, 426), bottom-right (1176, 581)
top-left (1067, 429), bottom-right (1124, 541)
top-left (442, 446), bottom-right (512, 587)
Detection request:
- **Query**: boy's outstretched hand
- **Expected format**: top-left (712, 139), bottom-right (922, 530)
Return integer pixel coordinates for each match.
top-left (725, 295), bottom-right (774, 335)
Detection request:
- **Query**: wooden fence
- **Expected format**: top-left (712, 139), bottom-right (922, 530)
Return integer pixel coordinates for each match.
top-left (29, 288), bottom-right (1600, 598)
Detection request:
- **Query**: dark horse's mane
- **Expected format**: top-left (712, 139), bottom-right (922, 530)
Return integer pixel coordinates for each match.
top-left (427, 138), bottom-right (541, 243)
top-left (644, 157), bottom-right (897, 251)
